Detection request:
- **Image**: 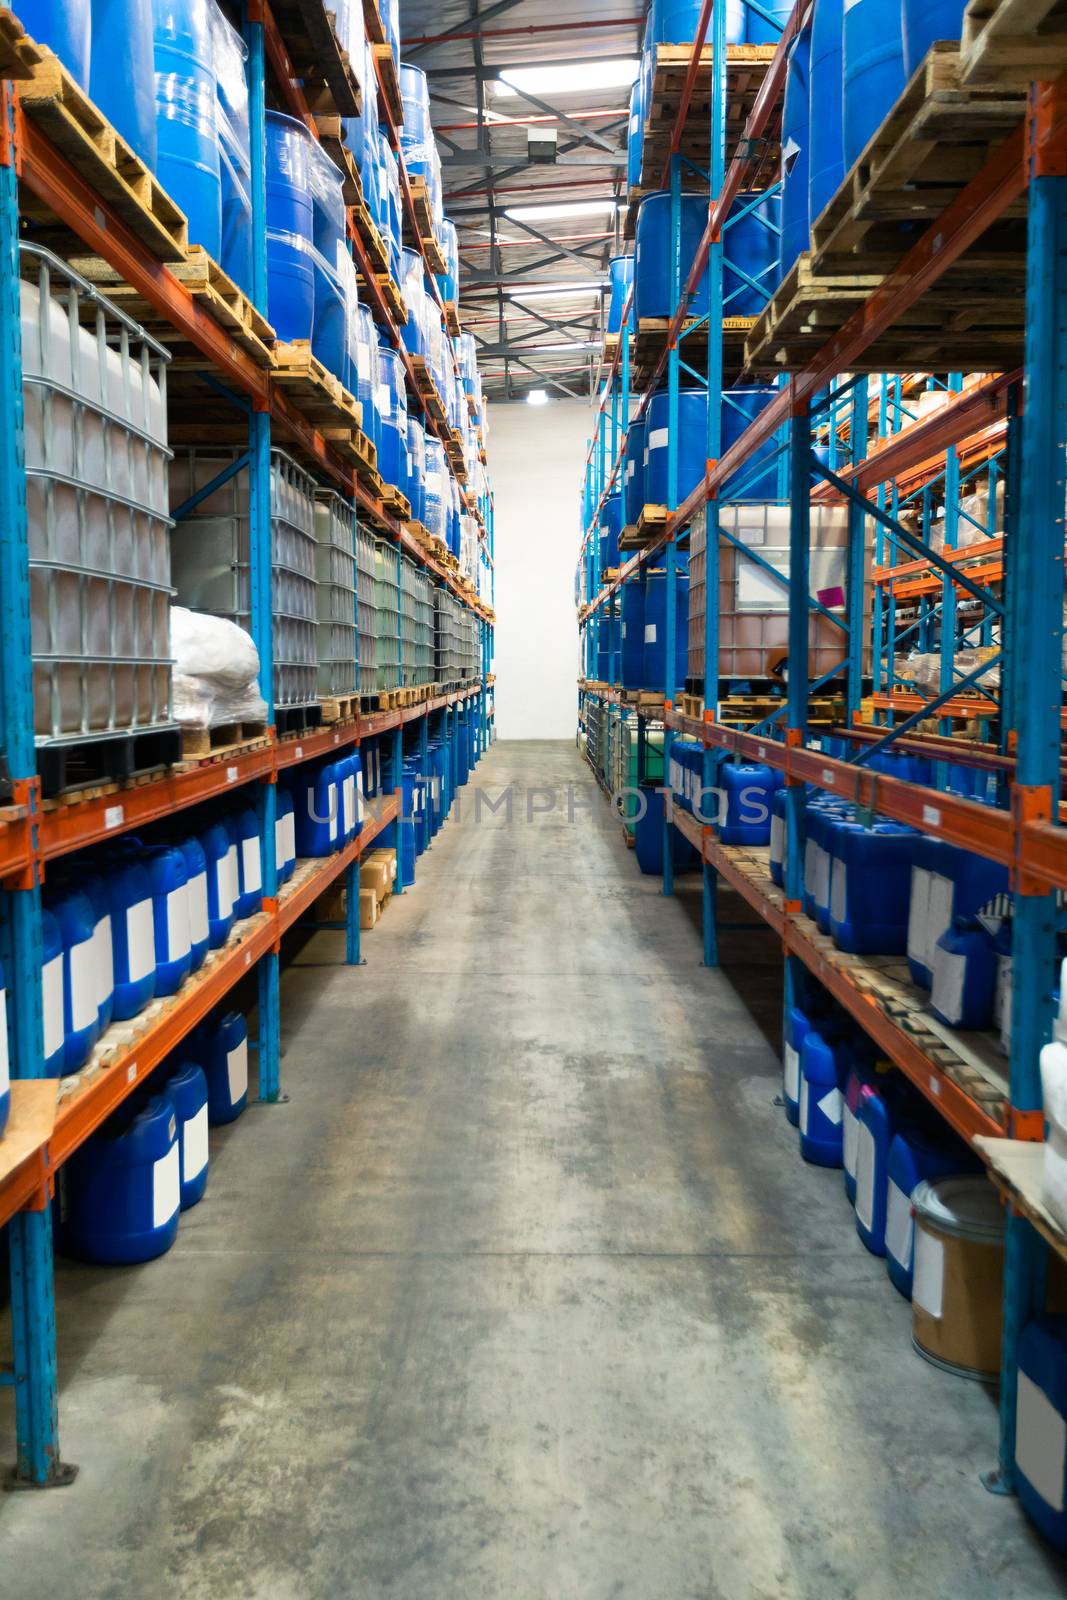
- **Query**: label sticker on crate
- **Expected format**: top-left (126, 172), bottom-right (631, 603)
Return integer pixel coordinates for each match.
top-left (104, 805), bottom-right (124, 831)
top-left (923, 805), bottom-right (941, 828)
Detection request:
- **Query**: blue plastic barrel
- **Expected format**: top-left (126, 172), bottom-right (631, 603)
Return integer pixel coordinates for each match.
top-left (607, 255), bottom-right (634, 334)
top-left (108, 859), bottom-right (156, 1020)
top-left (162, 1061), bottom-right (209, 1209)
top-left (799, 1026), bottom-right (848, 1167)
top-left (723, 191), bottom-right (781, 315)
top-left (829, 822), bottom-right (919, 954)
top-left (436, 217), bottom-right (459, 304)
top-left (339, 751), bottom-right (364, 845)
top-left (91, 0), bottom-right (156, 167)
top-left (843, 1060), bottom-right (881, 1203)
top-left (399, 63), bottom-right (432, 175)
top-left (843, 0), bottom-right (906, 171)
top-left (808, 0), bottom-right (845, 225)
top-left (81, 870), bottom-right (115, 1033)
top-left (721, 386), bottom-right (780, 498)
top-left (653, 0), bottom-right (745, 43)
top-left (644, 387), bottom-right (708, 508)
top-left (907, 840), bottom-right (1008, 988)
top-left (744, 0), bottom-right (793, 43)
top-left (621, 581), bottom-right (645, 690)
top-left (376, 347), bottom-right (408, 490)
top-left (625, 417), bottom-right (647, 525)
top-left (60, 1093), bottom-right (180, 1263)
top-left (192, 1010), bottom-right (248, 1125)
top-left (140, 843), bottom-right (192, 997)
top-left (178, 837), bottom-right (209, 973)
top-left (719, 764), bottom-right (774, 845)
top-left (43, 886), bottom-right (99, 1073)
top-left (885, 1127), bottom-right (974, 1297)
top-left (642, 570), bottom-right (689, 694)
top-left (213, 4), bottom-right (252, 293)
top-left (152, 0), bottom-right (221, 256)
top-left (202, 819), bottom-right (236, 949)
top-left (229, 808), bottom-right (262, 920)
top-left (600, 493), bottom-right (624, 571)
top-left (275, 787), bottom-right (296, 884)
top-left (1016, 1317), bottom-right (1067, 1551)
top-left (407, 418), bottom-right (426, 524)
top-left (854, 1080), bottom-right (899, 1254)
top-left (930, 919), bottom-right (997, 1029)
top-left (902, 0), bottom-right (969, 78)
top-left (769, 788), bottom-right (787, 885)
top-left (292, 762), bottom-right (341, 856)
top-left (14, 0), bottom-right (90, 85)
top-left (0, 957), bottom-right (7, 1137)
top-left (779, 25), bottom-right (812, 280)
top-left (265, 111), bottom-right (315, 342)
top-left (634, 786), bottom-right (699, 876)
top-left (634, 192), bottom-right (710, 321)
top-left (783, 1002), bottom-right (819, 1126)
top-left (310, 142), bottom-right (348, 380)
top-left (41, 909), bottom-right (65, 1077)
top-left (627, 81), bottom-right (643, 193)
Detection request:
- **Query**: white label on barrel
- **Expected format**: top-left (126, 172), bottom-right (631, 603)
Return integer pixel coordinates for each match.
top-left (126, 900), bottom-right (155, 984)
top-left (644, 624), bottom-right (657, 643)
top-left (913, 1231), bottom-right (944, 1320)
top-left (817, 1088), bottom-right (842, 1126)
top-left (1017, 1371), bottom-right (1067, 1512)
top-left (842, 1104), bottom-right (857, 1178)
top-left (344, 776), bottom-right (355, 833)
top-left (783, 1043), bottom-right (799, 1101)
top-left (227, 1037), bottom-right (248, 1105)
top-left (166, 887), bottom-right (190, 961)
top-left (931, 945), bottom-right (967, 1027)
top-left (378, 384), bottom-right (392, 419)
top-left (358, 343), bottom-right (370, 381)
top-left (799, 1077), bottom-right (809, 1133)
top-left (284, 811), bottom-right (296, 865)
top-left (242, 837), bottom-right (262, 895)
top-left (94, 915), bottom-right (113, 1008)
top-left (152, 1142), bottom-right (180, 1228)
top-left (770, 812), bottom-right (785, 867)
top-left (225, 845), bottom-right (239, 914)
top-left (907, 866), bottom-right (931, 967)
top-left (814, 845), bottom-right (830, 913)
top-left (188, 874), bottom-right (209, 949)
top-left (70, 938), bottom-right (96, 1033)
top-left (647, 427), bottom-right (668, 451)
top-left (0, 991), bottom-right (7, 1095)
top-left (927, 871), bottom-right (955, 962)
top-left (183, 1103), bottom-right (209, 1182)
top-left (855, 1121), bottom-right (876, 1232)
top-left (885, 1179), bottom-right (913, 1269)
top-left (830, 859), bottom-right (847, 925)
top-left (804, 837), bottom-right (817, 893)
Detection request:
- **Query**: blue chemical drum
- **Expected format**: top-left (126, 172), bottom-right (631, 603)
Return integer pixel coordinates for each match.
top-left (178, 837), bottom-right (209, 973)
top-left (720, 386), bottom-right (780, 499)
top-left (265, 111), bottom-right (315, 342)
top-left (399, 64), bottom-right (432, 175)
top-left (779, 25), bottom-right (812, 280)
top-left (808, 0), bottom-right (845, 225)
top-left (621, 581), bottom-right (645, 690)
top-left (376, 347), bottom-right (408, 490)
top-left (43, 886), bottom-right (99, 1074)
top-left (744, 0), bottom-right (793, 43)
top-left (407, 417), bottom-right (425, 524)
top-left (41, 909), bottom-right (65, 1077)
top-left (644, 386), bottom-right (709, 507)
top-left (152, 0), bottom-right (221, 256)
top-left (214, 5), bottom-right (252, 294)
top-left (607, 254), bottom-right (634, 333)
top-left (0, 957), bottom-right (7, 1138)
top-left (339, 751), bottom-right (364, 845)
top-left (292, 762), bottom-right (341, 856)
top-left (275, 787), bottom-right (296, 884)
top-left (885, 1127), bottom-right (974, 1297)
top-left (723, 191), bottom-right (781, 315)
top-left (625, 417), bottom-right (647, 524)
top-left (799, 1026), bottom-right (848, 1167)
top-left (162, 1061), bottom-right (209, 1209)
top-left (633, 785), bottom-right (699, 876)
top-left (642, 570), bottom-right (689, 695)
top-left (634, 192), bottom-right (710, 321)
top-left (652, 0), bottom-right (745, 42)
top-left (309, 143), bottom-right (348, 380)
top-left (769, 787), bottom-right (787, 885)
top-left (600, 493), bottom-right (623, 571)
top-left (436, 217), bottom-right (458, 303)
top-left (627, 80), bottom-right (643, 192)
top-left (202, 820), bottom-right (236, 949)
top-left (14, 0), bottom-right (90, 84)
top-left (192, 1010), bottom-right (248, 1125)
top-left (1017, 1317), bottom-right (1067, 1551)
top-left (60, 1094), bottom-right (180, 1264)
top-left (229, 807), bottom-right (262, 920)
top-left (783, 1003), bottom-right (819, 1127)
top-left (80, 870), bottom-right (114, 1033)
top-left (718, 763), bottom-right (774, 845)
top-left (930, 919), bottom-right (997, 1029)
top-left (829, 822), bottom-right (919, 954)
top-left (843, 0), bottom-right (906, 171)
top-left (854, 1079), bottom-right (902, 1255)
top-left (902, 0), bottom-right (969, 77)
top-left (107, 859), bottom-right (156, 1020)
top-left (140, 843), bottom-right (191, 997)
top-left (91, 0), bottom-right (156, 167)
top-left (843, 1060), bottom-right (881, 1204)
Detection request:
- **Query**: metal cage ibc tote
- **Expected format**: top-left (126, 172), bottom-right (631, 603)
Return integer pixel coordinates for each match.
top-left (373, 535), bottom-right (401, 692)
top-left (355, 523), bottom-right (377, 699)
top-left (313, 490), bottom-right (358, 699)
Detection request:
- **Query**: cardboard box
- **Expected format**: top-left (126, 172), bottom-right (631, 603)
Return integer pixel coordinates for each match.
top-left (359, 888), bottom-right (379, 930)
top-left (360, 859), bottom-right (391, 902)
top-left (368, 846), bottom-right (397, 887)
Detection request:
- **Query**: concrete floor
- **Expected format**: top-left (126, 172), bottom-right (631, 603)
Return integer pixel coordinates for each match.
top-left (2, 737), bottom-right (1066, 1599)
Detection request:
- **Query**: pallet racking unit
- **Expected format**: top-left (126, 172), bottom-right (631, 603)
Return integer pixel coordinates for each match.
top-left (576, 0), bottom-right (1067, 1502)
top-left (0, 0), bottom-right (495, 1485)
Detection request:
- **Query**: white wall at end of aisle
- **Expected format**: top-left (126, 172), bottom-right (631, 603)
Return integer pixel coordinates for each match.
top-left (489, 398), bottom-right (586, 739)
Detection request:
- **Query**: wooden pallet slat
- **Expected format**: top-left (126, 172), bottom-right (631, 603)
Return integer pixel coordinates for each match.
top-left (960, 0), bottom-right (1067, 86)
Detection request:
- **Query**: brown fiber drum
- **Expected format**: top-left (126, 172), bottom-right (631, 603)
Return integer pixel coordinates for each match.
top-left (911, 1177), bottom-right (1005, 1381)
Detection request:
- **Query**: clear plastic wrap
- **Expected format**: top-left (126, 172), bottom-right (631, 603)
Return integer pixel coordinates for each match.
top-left (170, 605), bottom-right (267, 728)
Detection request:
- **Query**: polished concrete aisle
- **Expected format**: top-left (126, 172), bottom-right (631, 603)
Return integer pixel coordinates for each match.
top-left (2, 739), bottom-right (1065, 1599)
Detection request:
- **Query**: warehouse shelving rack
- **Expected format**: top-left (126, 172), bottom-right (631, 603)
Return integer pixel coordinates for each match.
top-left (0, 1), bottom-right (493, 1486)
top-left (576, 0), bottom-right (1067, 1503)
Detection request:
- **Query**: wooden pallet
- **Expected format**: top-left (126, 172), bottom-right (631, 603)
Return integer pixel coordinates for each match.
top-left (405, 518), bottom-right (436, 554)
top-left (373, 42), bottom-right (404, 130)
top-left (0, 11), bottom-right (44, 79)
top-left (362, 0), bottom-right (388, 46)
top-left (632, 316), bottom-right (755, 387)
top-left (272, 341), bottom-right (362, 429)
top-left (810, 44), bottom-right (1028, 278)
top-left (406, 178), bottom-right (448, 275)
top-left (314, 115), bottom-right (365, 206)
top-left (319, 695), bottom-right (357, 725)
top-left (960, 0), bottom-right (1067, 87)
top-left (620, 503), bottom-right (669, 550)
top-left (18, 47), bottom-right (189, 262)
top-left (637, 43), bottom-right (779, 192)
top-left (179, 722), bottom-right (270, 762)
top-left (351, 198), bottom-right (391, 277)
top-left (270, 0), bottom-right (362, 117)
top-left (679, 693), bottom-right (704, 719)
top-left (378, 272), bottom-right (407, 326)
top-left (408, 356), bottom-right (448, 425)
top-left (381, 483), bottom-right (412, 520)
top-left (444, 300), bottom-right (461, 337)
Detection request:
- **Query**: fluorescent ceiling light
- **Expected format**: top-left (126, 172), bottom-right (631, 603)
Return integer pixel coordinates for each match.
top-left (507, 282), bottom-right (606, 299)
top-left (520, 340), bottom-right (598, 352)
top-left (526, 389), bottom-right (550, 406)
top-left (504, 198), bottom-right (618, 222)
top-left (493, 60), bottom-right (639, 98)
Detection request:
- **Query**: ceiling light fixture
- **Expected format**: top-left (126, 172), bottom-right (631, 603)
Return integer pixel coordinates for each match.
top-left (504, 198), bottom-right (619, 222)
top-left (493, 60), bottom-right (639, 99)
top-left (526, 389), bottom-right (550, 406)
top-left (506, 282), bottom-right (607, 300)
